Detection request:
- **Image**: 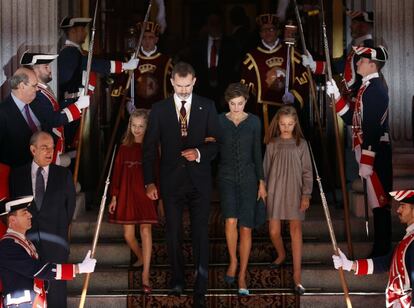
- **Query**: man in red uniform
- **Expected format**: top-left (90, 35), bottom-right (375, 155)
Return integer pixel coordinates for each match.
top-left (0, 196), bottom-right (96, 308)
top-left (128, 21), bottom-right (172, 111)
top-left (240, 13), bottom-right (309, 133)
top-left (333, 190), bottom-right (414, 308)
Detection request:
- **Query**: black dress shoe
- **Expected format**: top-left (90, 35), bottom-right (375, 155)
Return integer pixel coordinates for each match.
top-left (168, 285), bottom-right (183, 296)
top-left (193, 294), bottom-right (206, 308)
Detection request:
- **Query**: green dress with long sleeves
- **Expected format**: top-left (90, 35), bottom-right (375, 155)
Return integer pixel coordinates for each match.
top-left (217, 112), bottom-right (264, 228)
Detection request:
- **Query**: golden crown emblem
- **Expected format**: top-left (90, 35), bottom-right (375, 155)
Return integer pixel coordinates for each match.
top-left (256, 14), bottom-right (278, 26)
top-left (137, 21), bottom-right (160, 35)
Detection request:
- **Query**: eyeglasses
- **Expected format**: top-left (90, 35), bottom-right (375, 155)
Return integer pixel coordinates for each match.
top-left (36, 145), bottom-right (54, 152)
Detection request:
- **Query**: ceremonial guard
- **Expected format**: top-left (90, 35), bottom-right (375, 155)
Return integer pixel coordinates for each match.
top-left (327, 45), bottom-right (392, 257)
top-left (302, 10), bottom-right (374, 101)
top-left (20, 52), bottom-right (89, 165)
top-left (240, 14), bottom-right (309, 132)
top-left (58, 16), bottom-right (138, 148)
top-left (0, 196), bottom-right (96, 308)
top-left (333, 190), bottom-right (414, 308)
top-left (129, 21), bottom-right (172, 110)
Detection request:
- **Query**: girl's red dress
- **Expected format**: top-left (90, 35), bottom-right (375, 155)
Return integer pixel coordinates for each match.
top-left (109, 143), bottom-right (158, 224)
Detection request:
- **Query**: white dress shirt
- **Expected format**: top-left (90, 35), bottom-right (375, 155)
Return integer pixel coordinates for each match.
top-left (31, 161), bottom-right (49, 196)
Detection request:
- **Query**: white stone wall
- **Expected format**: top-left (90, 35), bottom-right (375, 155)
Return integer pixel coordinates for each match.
top-left (0, 0), bottom-right (58, 99)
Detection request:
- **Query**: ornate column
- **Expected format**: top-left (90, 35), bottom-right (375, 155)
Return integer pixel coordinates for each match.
top-left (374, 0), bottom-right (414, 185)
top-left (0, 0), bottom-right (58, 98)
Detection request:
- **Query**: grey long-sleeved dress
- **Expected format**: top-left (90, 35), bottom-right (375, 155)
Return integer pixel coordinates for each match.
top-left (218, 113), bottom-right (264, 228)
top-left (263, 137), bottom-right (313, 220)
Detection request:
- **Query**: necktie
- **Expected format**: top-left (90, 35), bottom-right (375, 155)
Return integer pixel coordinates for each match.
top-left (35, 167), bottom-right (45, 210)
top-left (209, 39), bottom-right (219, 86)
top-left (179, 101), bottom-right (188, 138)
top-left (210, 39), bottom-right (217, 68)
top-left (24, 105), bottom-right (38, 133)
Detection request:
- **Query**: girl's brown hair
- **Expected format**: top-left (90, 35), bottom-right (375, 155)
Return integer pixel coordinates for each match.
top-left (264, 105), bottom-right (304, 146)
top-left (122, 108), bottom-right (150, 146)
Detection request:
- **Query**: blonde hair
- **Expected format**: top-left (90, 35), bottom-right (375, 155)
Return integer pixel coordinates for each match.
top-left (264, 105), bottom-right (304, 145)
top-left (122, 109), bottom-right (150, 146)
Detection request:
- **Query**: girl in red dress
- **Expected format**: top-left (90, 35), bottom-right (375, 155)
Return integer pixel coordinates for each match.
top-left (108, 109), bottom-right (158, 293)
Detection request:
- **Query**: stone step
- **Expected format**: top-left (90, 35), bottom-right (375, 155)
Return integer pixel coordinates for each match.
top-left (68, 241), bottom-right (375, 266)
top-left (70, 206), bottom-right (405, 242)
top-left (67, 292), bottom-right (384, 308)
top-left (67, 264), bottom-right (387, 294)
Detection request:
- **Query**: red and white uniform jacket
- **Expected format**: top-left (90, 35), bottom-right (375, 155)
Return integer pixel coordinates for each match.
top-left (335, 73), bottom-right (391, 208)
top-left (0, 229), bottom-right (76, 308)
top-left (355, 224), bottom-right (414, 307)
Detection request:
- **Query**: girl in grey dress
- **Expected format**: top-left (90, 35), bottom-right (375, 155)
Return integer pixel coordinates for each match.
top-left (218, 83), bottom-right (267, 295)
top-left (263, 106), bottom-right (313, 295)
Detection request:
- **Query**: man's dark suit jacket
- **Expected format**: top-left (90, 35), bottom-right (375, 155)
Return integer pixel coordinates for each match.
top-left (0, 95), bottom-right (34, 168)
top-left (143, 94), bottom-right (220, 197)
top-left (9, 163), bottom-right (76, 262)
top-left (191, 36), bottom-right (239, 110)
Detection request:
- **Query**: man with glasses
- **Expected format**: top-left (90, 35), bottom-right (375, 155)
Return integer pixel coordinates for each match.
top-left (9, 131), bottom-right (76, 308)
top-left (0, 67), bottom-right (40, 168)
top-left (240, 14), bottom-right (309, 134)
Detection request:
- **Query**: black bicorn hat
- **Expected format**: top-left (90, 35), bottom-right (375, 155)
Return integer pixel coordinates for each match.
top-left (352, 45), bottom-right (389, 62)
top-left (0, 196), bottom-right (33, 216)
top-left (20, 51), bottom-right (58, 66)
top-left (347, 10), bottom-right (374, 23)
top-left (390, 190), bottom-right (414, 204)
top-left (60, 16), bottom-right (92, 29)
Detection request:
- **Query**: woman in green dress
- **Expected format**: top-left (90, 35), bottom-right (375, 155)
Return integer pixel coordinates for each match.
top-left (218, 82), bottom-right (267, 295)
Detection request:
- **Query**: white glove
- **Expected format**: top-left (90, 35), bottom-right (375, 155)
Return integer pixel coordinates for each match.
top-left (78, 250), bottom-right (97, 274)
top-left (301, 52), bottom-right (316, 72)
top-left (332, 248), bottom-right (353, 271)
top-left (326, 80), bottom-right (341, 101)
top-left (359, 164), bottom-right (373, 179)
top-left (126, 100), bottom-right (136, 115)
top-left (122, 58), bottom-right (139, 71)
top-left (282, 91), bottom-right (295, 104)
top-left (75, 95), bottom-right (90, 110)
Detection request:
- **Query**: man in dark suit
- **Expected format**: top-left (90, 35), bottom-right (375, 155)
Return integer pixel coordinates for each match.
top-left (191, 12), bottom-right (239, 113)
top-left (0, 67), bottom-right (39, 168)
top-left (143, 62), bottom-right (220, 308)
top-left (9, 131), bottom-right (76, 308)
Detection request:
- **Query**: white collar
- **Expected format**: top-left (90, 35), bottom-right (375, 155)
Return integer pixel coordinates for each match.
top-left (65, 39), bottom-right (82, 51)
top-left (6, 228), bottom-right (26, 240)
top-left (362, 72), bottom-right (379, 84)
top-left (261, 38), bottom-right (279, 51)
top-left (173, 93), bottom-right (193, 106)
top-left (31, 161), bottom-right (50, 175)
top-left (406, 223), bottom-right (414, 236)
top-left (353, 34), bottom-right (373, 46)
top-left (140, 46), bottom-right (157, 57)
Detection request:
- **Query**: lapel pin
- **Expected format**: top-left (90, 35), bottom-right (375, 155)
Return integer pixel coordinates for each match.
top-left (199, 107), bottom-right (202, 110)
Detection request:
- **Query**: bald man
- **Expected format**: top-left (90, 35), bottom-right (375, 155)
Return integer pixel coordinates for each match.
top-left (0, 67), bottom-right (41, 167)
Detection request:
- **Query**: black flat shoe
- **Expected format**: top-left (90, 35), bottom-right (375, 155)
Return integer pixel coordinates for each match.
top-left (294, 284), bottom-right (306, 295)
top-left (168, 285), bottom-right (183, 296)
top-left (224, 275), bottom-right (235, 285)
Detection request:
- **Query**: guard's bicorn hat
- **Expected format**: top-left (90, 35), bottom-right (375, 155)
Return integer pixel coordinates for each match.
top-left (0, 196), bottom-right (33, 216)
top-left (20, 51), bottom-right (58, 66)
top-left (352, 45), bottom-right (389, 62)
top-left (347, 10), bottom-right (374, 23)
top-left (60, 16), bottom-right (92, 29)
top-left (390, 190), bottom-right (414, 204)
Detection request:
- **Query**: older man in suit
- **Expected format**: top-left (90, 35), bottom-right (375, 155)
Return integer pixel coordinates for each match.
top-left (143, 62), bottom-right (220, 308)
top-left (9, 131), bottom-right (76, 308)
top-left (0, 67), bottom-right (39, 168)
